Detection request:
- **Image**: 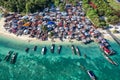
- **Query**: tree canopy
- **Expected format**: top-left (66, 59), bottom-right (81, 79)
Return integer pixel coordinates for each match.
top-left (0, 0), bottom-right (52, 13)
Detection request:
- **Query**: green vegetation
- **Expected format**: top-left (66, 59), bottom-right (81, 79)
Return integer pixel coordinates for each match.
top-left (0, 0), bottom-right (51, 13)
top-left (0, 0), bottom-right (120, 28)
top-left (107, 0), bottom-right (120, 11)
top-left (82, 0), bottom-right (120, 28)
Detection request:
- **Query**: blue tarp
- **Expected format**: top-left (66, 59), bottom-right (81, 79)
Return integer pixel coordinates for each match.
top-left (47, 21), bottom-right (55, 25)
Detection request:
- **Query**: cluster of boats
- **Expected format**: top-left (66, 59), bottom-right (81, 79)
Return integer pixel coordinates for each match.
top-left (97, 37), bottom-right (115, 55)
top-left (96, 37), bottom-right (118, 65)
top-left (4, 51), bottom-right (18, 64)
top-left (71, 45), bottom-right (81, 56)
top-left (25, 44), bottom-right (62, 55)
top-left (41, 44), bottom-right (62, 55)
top-left (25, 44), bottom-right (81, 57)
top-left (25, 46), bottom-right (37, 53)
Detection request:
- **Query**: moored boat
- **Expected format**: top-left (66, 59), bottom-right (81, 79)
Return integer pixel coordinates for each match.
top-left (33, 46), bottom-right (37, 51)
top-left (10, 53), bottom-right (18, 64)
top-left (75, 46), bottom-right (81, 56)
top-left (71, 45), bottom-right (76, 54)
top-left (57, 45), bottom-right (62, 54)
top-left (51, 44), bottom-right (55, 53)
top-left (87, 70), bottom-right (96, 80)
top-left (41, 47), bottom-right (46, 55)
top-left (25, 48), bottom-right (29, 53)
top-left (99, 43), bottom-right (115, 55)
top-left (4, 51), bottom-right (13, 61)
top-left (103, 53), bottom-right (118, 65)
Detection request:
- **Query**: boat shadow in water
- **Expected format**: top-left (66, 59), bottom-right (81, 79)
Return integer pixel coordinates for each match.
top-left (4, 51), bottom-right (13, 62)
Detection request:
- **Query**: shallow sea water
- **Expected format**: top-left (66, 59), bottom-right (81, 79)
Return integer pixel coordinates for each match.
top-left (0, 35), bottom-right (120, 80)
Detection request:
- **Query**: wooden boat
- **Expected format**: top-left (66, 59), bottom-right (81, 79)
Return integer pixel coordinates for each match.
top-left (75, 46), bottom-right (81, 56)
top-left (10, 53), bottom-right (18, 64)
top-left (103, 53), bottom-right (118, 65)
top-left (99, 43), bottom-right (115, 55)
top-left (33, 46), bottom-right (37, 51)
top-left (41, 47), bottom-right (46, 55)
top-left (79, 64), bottom-right (96, 80)
top-left (4, 51), bottom-right (13, 61)
top-left (25, 48), bottom-right (29, 53)
top-left (51, 44), bottom-right (55, 53)
top-left (57, 45), bottom-right (62, 54)
top-left (71, 45), bottom-right (76, 54)
top-left (87, 70), bottom-right (96, 80)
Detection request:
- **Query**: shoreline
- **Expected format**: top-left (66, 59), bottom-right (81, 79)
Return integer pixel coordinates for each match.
top-left (0, 18), bottom-right (82, 45)
top-left (0, 17), bottom-right (120, 45)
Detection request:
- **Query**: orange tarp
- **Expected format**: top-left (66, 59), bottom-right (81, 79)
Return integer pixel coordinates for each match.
top-left (23, 22), bottom-right (31, 27)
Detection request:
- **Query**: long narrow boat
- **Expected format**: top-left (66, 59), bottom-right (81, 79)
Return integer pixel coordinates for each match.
top-left (99, 43), bottom-right (115, 55)
top-left (87, 70), bottom-right (96, 80)
top-left (57, 45), bottom-right (62, 54)
top-left (33, 46), bottom-right (37, 51)
top-left (71, 45), bottom-right (76, 55)
top-left (103, 53), bottom-right (118, 65)
top-left (41, 47), bottom-right (46, 55)
top-left (75, 46), bottom-right (81, 56)
top-left (51, 44), bottom-right (55, 53)
top-left (4, 51), bottom-right (13, 61)
top-left (79, 64), bottom-right (96, 80)
top-left (10, 53), bottom-right (18, 64)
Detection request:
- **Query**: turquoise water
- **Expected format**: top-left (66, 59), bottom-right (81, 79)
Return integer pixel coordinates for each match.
top-left (0, 34), bottom-right (120, 80)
